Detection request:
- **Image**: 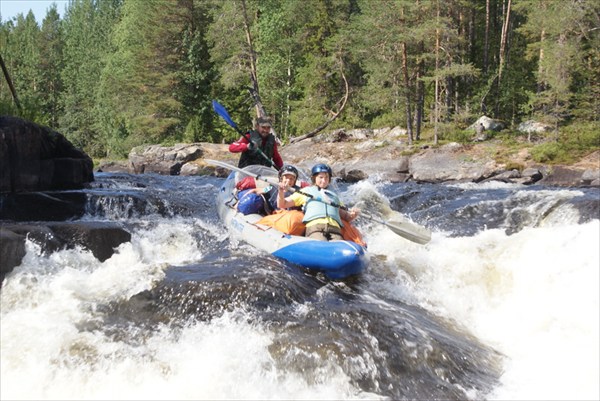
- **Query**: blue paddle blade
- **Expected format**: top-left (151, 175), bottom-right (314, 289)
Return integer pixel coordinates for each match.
top-left (212, 100), bottom-right (238, 130)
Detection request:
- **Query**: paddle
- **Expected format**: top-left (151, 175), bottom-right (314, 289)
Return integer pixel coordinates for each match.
top-left (212, 100), bottom-right (276, 168)
top-left (205, 159), bottom-right (431, 244)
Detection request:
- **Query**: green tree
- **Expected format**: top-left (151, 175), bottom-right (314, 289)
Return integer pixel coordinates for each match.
top-left (346, 0), bottom-right (417, 136)
top-left (516, 0), bottom-right (599, 138)
top-left (177, 0), bottom-right (217, 143)
top-left (38, 5), bottom-right (64, 127)
top-left (288, 0), bottom-right (357, 137)
top-left (1, 11), bottom-right (43, 120)
top-left (99, 0), bottom-right (214, 156)
top-left (206, 0), bottom-right (258, 135)
top-left (0, 20), bottom-right (20, 114)
top-left (60, 0), bottom-right (120, 156)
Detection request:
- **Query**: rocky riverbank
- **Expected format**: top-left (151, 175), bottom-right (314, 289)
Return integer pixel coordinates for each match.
top-left (102, 127), bottom-right (599, 188)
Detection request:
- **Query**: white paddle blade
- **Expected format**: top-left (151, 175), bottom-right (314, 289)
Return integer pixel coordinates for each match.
top-left (385, 217), bottom-right (431, 244)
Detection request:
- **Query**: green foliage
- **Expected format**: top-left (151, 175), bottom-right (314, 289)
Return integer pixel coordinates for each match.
top-left (560, 121), bottom-right (600, 149)
top-left (530, 142), bottom-right (564, 163)
top-left (1, 0), bottom-right (598, 160)
top-left (59, 0), bottom-right (121, 157)
top-left (371, 112), bottom-right (404, 130)
top-left (446, 129), bottom-right (474, 144)
top-left (530, 121), bottom-right (600, 164)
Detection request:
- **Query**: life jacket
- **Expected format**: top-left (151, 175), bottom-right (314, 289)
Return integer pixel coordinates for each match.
top-left (300, 186), bottom-right (343, 227)
top-left (238, 130), bottom-right (276, 168)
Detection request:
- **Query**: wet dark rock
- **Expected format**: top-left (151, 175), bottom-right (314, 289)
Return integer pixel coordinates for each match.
top-left (95, 161), bottom-right (129, 173)
top-left (581, 169), bottom-right (600, 187)
top-left (538, 166), bottom-right (590, 187)
top-left (0, 222), bottom-right (131, 283)
top-left (0, 191), bottom-right (87, 221)
top-left (0, 228), bottom-right (26, 281)
top-left (0, 115), bottom-right (93, 193)
top-left (340, 169), bottom-right (369, 183)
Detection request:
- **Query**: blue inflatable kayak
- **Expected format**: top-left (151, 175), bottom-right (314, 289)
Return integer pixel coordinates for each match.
top-left (215, 165), bottom-right (369, 279)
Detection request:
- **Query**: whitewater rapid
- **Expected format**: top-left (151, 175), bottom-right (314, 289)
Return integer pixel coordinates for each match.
top-left (1, 177), bottom-right (598, 400)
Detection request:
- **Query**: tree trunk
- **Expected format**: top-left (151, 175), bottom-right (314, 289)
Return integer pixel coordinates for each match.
top-left (445, 70), bottom-right (453, 120)
top-left (0, 53), bottom-right (22, 111)
top-left (434, 1), bottom-right (440, 145)
top-left (414, 42), bottom-right (425, 141)
top-left (415, 70), bottom-right (424, 141)
top-left (240, 0), bottom-right (261, 117)
top-left (498, 0), bottom-right (512, 83)
top-left (284, 51), bottom-right (292, 142)
top-left (468, 5), bottom-right (475, 60)
top-left (484, 0), bottom-right (490, 74)
top-left (537, 27), bottom-right (547, 93)
top-left (495, 0), bottom-right (512, 116)
top-left (414, 0), bottom-right (423, 142)
top-left (401, 42), bottom-right (413, 145)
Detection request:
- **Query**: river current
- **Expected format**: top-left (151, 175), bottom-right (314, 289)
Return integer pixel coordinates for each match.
top-left (1, 171), bottom-right (598, 400)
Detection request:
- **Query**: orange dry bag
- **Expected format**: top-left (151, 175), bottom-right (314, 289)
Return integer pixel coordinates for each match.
top-left (256, 210), bottom-right (306, 236)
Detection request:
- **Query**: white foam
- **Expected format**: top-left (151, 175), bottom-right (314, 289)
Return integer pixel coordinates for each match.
top-left (1, 221), bottom-right (381, 400)
top-left (373, 220), bottom-right (600, 400)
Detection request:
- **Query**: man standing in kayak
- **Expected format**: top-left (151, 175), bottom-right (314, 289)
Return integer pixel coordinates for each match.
top-left (228, 116), bottom-right (284, 170)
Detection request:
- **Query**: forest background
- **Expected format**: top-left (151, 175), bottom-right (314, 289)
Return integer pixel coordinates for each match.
top-left (1, 0), bottom-right (598, 164)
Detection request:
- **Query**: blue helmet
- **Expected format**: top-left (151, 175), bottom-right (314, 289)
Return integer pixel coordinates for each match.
top-left (311, 163), bottom-right (332, 177)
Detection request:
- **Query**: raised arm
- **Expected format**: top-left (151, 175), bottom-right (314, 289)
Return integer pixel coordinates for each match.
top-left (277, 185), bottom-right (296, 209)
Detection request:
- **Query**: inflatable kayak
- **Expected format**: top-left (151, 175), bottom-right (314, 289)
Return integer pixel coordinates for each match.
top-left (215, 164), bottom-right (369, 279)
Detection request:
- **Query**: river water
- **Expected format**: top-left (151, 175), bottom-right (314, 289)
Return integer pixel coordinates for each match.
top-left (1, 171), bottom-right (598, 400)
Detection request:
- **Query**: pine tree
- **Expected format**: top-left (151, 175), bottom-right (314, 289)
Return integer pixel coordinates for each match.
top-left (177, 0), bottom-right (217, 143)
top-left (39, 5), bottom-right (64, 127)
top-left (515, 0), bottom-right (598, 138)
top-left (99, 0), bottom-right (208, 155)
top-left (60, 0), bottom-right (120, 155)
top-left (1, 11), bottom-right (43, 120)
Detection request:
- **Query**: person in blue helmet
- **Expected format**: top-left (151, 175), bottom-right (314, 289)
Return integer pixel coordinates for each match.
top-left (277, 163), bottom-right (360, 241)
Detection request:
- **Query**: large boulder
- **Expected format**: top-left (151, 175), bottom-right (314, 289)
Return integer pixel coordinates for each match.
top-left (538, 166), bottom-right (597, 187)
top-left (467, 116), bottom-right (506, 132)
top-left (517, 120), bottom-right (553, 134)
top-left (129, 143), bottom-right (202, 174)
top-left (409, 143), bottom-right (499, 183)
top-left (0, 222), bottom-right (131, 283)
top-left (0, 116), bottom-right (94, 193)
top-left (128, 142), bottom-right (234, 175)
